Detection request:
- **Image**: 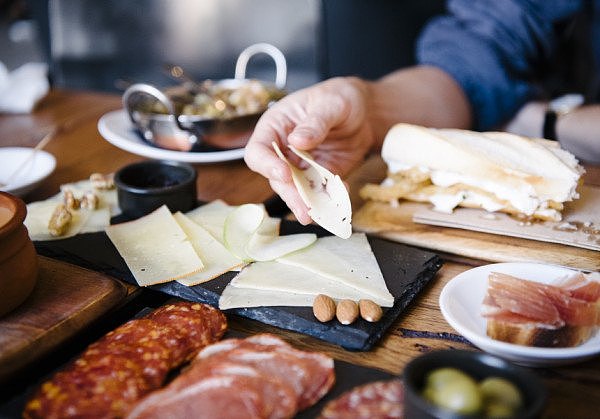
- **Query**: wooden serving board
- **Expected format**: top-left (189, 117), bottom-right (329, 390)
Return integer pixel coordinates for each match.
top-left (0, 256), bottom-right (128, 382)
top-left (348, 156), bottom-right (600, 272)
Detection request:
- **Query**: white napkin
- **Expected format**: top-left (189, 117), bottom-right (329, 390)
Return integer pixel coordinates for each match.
top-left (0, 62), bottom-right (49, 113)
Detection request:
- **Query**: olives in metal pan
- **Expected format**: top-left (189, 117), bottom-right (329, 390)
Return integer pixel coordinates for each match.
top-left (422, 368), bottom-right (523, 418)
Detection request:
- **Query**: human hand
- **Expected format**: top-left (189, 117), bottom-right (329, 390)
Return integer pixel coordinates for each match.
top-left (244, 77), bottom-right (375, 224)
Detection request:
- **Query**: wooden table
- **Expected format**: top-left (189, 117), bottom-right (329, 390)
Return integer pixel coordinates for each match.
top-left (2, 89), bottom-right (599, 418)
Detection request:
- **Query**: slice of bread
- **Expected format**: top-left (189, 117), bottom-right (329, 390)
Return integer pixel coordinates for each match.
top-left (486, 319), bottom-right (597, 348)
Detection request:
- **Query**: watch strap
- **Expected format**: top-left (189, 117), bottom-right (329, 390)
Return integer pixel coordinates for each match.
top-left (543, 109), bottom-right (558, 141)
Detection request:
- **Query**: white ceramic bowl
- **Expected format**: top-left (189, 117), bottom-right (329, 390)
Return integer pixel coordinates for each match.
top-left (0, 147), bottom-right (56, 197)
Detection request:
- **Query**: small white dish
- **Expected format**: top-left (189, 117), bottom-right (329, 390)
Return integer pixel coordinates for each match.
top-left (0, 147), bottom-right (56, 197)
top-left (439, 262), bottom-right (600, 367)
top-left (97, 109), bottom-right (246, 163)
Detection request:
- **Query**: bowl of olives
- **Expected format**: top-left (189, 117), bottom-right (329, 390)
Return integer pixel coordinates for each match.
top-left (403, 350), bottom-right (546, 418)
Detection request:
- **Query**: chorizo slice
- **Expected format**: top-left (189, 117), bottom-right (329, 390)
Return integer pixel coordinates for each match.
top-left (23, 302), bottom-right (226, 419)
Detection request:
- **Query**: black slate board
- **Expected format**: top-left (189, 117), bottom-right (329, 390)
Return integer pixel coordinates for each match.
top-left (34, 220), bottom-right (442, 351)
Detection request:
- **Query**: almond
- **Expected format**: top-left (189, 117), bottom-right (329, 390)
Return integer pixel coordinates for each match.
top-left (359, 299), bottom-right (383, 322)
top-left (336, 299), bottom-right (359, 325)
top-left (313, 294), bottom-right (336, 322)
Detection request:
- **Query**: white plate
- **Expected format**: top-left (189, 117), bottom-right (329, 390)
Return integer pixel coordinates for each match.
top-left (97, 109), bottom-right (246, 163)
top-left (439, 262), bottom-right (600, 367)
top-left (0, 147), bottom-right (56, 197)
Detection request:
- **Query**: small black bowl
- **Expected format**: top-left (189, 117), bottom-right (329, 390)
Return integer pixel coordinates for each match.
top-left (114, 160), bottom-right (197, 218)
top-left (403, 350), bottom-right (546, 419)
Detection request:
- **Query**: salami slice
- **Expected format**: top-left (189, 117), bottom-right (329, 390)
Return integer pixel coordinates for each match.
top-left (23, 302), bottom-right (227, 419)
top-left (319, 379), bottom-right (404, 419)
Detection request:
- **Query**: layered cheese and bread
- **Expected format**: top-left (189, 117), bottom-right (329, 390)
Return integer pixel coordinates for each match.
top-left (360, 123), bottom-right (585, 221)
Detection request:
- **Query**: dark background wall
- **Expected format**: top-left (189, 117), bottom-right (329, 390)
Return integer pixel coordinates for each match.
top-left (2, 0), bottom-right (446, 92)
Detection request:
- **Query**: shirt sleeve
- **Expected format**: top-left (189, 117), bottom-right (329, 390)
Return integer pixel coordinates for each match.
top-left (416, 0), bottom-right (583, 130)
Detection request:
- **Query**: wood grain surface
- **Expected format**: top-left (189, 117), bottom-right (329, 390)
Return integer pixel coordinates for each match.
top-left (1, 90), bottom-right (599, 418)
top-left (349, 155), bottom-right (600, 271)
top-left (0, 256), bottom-right (128, 381)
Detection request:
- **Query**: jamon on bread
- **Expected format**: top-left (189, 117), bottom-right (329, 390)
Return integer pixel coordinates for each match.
top-left (482, 271), bottom-right (600, 348)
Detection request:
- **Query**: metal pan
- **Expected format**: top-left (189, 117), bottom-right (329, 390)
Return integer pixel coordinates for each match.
top-left (122, 43), bottom-right (287, 152)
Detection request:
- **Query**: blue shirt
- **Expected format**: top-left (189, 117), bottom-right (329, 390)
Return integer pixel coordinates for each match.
top-left (417, 0), bottom-right (599, 130)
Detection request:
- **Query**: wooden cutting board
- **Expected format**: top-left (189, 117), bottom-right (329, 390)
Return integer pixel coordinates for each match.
top-left (0, 256), bottom-right (128, 382)
top-left (348, 156), bottom-right (600, 272)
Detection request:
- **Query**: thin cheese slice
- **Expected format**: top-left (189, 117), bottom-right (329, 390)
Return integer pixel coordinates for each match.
top-left (25, 200), bottom-right (91, 241)
top-left (272, 142), bottom-right (352, 239)
top-left (105, 205), bottom-right (204, 286)
top-left (185, 199), bottom-right (234, 241)
top-left (277, 233), bottom-right (394, 306)
top-left (186, 200), bottom-right (280, 242)
top-left (225, 259), bottom-right (392, 307)
top-left (173, 212), bottom-right (243, 286)
top-left (79, 206), bottom-right (111, 234)
top-left (219, 286), bottom-right (317, 309)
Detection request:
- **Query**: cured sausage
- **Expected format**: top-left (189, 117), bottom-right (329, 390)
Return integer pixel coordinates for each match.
top-left (126, 334), bottom-right (335, 418)
top-left (23, 302), bottom-right (227, 419)
top-left (319, 379), bottom-right (404, 419)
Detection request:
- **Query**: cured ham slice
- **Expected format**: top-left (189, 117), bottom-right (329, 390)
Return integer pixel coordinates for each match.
top-left (482, 271), bottom-right (600, 347)
top-left (196, 334), bottom-right (335, 410)
top-left (127, 334), bottom-right (335, 418)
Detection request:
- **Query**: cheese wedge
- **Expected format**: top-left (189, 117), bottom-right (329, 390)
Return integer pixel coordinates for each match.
top-left (221, 259), bottom-right (392, 307)
top-left (173, 212), bottom-right (243, 286)
top-left (277, 233), bottom-right (393, 306)
top-left (105, 205), bottom-right (204, 286)
top-left (273, 142), bottom-right (352, 239)
top-left (220, 286), bottom-right (317, 309)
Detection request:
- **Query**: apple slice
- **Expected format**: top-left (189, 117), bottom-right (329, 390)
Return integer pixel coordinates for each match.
top-left (223, 203), bottom-right (265, 262)
top-left (272, 142), bottom-right (352, 239)
top-left (246, 230), bottom-right (317, 262)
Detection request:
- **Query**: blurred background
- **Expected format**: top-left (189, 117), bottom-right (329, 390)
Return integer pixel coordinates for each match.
top-left (0, 0), bottom-right (445, 93)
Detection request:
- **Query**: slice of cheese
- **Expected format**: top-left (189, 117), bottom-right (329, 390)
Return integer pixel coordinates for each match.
top-left (186, 200), bottom-right (280, 242)
top-left (272, 142), bottom-right (352, 239)
top-left (219, 286), bottom-right (317, 309)
top-left (277, 233), bottom-right (394, 306)
top-left (25, 200), bottom-right (91, 241)
top-left (173, 212), bottom-right (243, 286)
top-left (224, 259), bottom-right (392, 307)
top-left (185, 199), bottom-right (235, 241)
top-left (105, 205), bottom-right (204, 286)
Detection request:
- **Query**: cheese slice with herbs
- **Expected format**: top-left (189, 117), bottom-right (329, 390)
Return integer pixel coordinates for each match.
top-left (173, 212), bottom-right (243, 286)
top-left (105, 205), bottom-right (204, 286)
top-left (272, 142), bottom-right (352, 239)
top-left (277, 233), bottom-right (393, 305)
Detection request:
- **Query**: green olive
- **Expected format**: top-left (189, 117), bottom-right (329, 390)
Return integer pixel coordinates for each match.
top-left (425, 367), bottom-right (474, 391)
top-left (484, 402), bottom-right (516, 418)
top-left (425, 376), bottom-right (483, 415)
top-left (479, 377), bottom-right (523, 411)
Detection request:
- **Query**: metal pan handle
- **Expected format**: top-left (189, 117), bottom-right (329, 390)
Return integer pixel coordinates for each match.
top-left (234, 43), bottom-right (287, 89)
top-left (122, 83), bottom-right (187, 132)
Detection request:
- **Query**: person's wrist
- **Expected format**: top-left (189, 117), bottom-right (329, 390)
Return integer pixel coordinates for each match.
top-left (543, 94), bottom-right (584, 141)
